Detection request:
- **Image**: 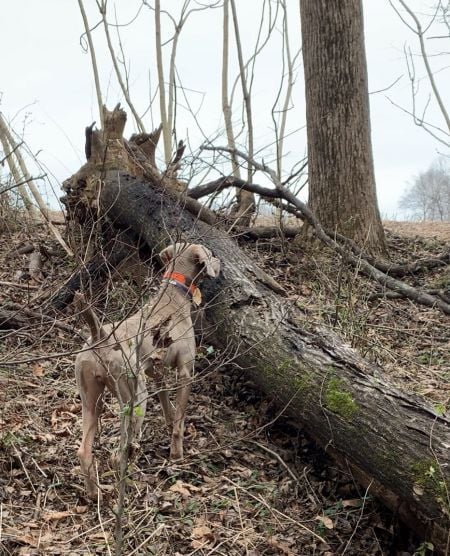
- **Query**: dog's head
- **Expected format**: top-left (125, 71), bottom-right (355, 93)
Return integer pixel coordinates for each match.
top-left (159, 242), bottom-right (221, 283)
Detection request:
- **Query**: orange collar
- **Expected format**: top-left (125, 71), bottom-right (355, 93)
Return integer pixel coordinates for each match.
top-left (163, 271), bottom-right (199, 297)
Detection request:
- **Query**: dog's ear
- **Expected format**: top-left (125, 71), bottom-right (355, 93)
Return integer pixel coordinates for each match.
top-left (191, 245), bottom-right (221, 278)
top-left (159, 244), bottom-right (175, 265)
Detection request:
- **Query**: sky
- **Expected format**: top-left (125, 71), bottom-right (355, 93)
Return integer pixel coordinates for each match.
top-left (1, 0), bottom-right (449, 218)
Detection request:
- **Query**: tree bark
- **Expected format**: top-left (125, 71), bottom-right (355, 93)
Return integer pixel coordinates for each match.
top-left (299, 0), bottom-right (387, 255)
top-left (95, 171), bottom-right (450, 552)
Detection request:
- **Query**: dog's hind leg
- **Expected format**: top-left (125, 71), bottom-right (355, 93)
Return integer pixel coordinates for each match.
top-left (76, 358), bottom-right (105, 501)
top-left (170, 358), bottom-right (193, 462)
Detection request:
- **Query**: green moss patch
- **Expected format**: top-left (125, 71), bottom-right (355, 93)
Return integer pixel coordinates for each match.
top-left (324, 378), bottom-right (358, 420)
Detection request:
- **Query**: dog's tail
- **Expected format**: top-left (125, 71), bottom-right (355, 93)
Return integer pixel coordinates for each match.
top-left (74, 292), bottom-right (106, 344)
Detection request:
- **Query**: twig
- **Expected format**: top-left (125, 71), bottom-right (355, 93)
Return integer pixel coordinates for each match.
top-left (229, 0), bottom-right (256, 220)
top-left (56, 517), bottom-right (115, 544)
top-left (233, 486), bottom-right (248, 555)
top-left (33, 491), bottom-right (42, 520)
top-left (96, 462), bottom-right (112, 556)
top-left (396, 0), bottom-right (450, 134)
top-left (223, 476), bottom-right (326, 544)
top-left (248, 440), bottom-right (300, 483)
top-left (4, 302), bottom-right (84, 337)
top-left (0, 175), bottom-right (47, 196)
top-left (127, 524), bottom-right (165, 556)
top-left (154, 0), bottom-right (170, 161)
top-left (0, 115), bottom-right (35, 214)
top-left (341, 481), bottom-right (373, 555)
top-left (0, 281), bottom-right (40, 290)
top-left (14, 447), bottom-right (36, 494)
top-left (31, 457), bottom-right (48, 479)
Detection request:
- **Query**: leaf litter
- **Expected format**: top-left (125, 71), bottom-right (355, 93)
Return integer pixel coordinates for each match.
top-left (1, 219), bottom-right (448, 554)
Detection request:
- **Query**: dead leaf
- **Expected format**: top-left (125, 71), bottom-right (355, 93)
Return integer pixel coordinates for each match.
top-left (268, 536), bottom-right (295, 555)
top-left (186, 422), bottom-right (197, 439)
top-left (43, 510), bottom-right (72, 521)
top-left (413, 484), bottom-right (424, 497)
top-left (15, 534), bottom-right (39, 548)
top-left (75, 505), bottom-right (88, 514)
top-left (191, 524), bottom-right (215, 549)
top-left (191, 539), bottom-right (207, 549)
top-left (316, 515), bottom-right (334, 529)
top-left (192, 525), bottom-right (213, 538)
top-left (32, 363), bottom-right (45, 377)
top-left (342, 498), bottom-right (362, 508)
top-left (169, 480), bottom-right (199, 498)
top-left (89, 531), bottom-right (112, 540)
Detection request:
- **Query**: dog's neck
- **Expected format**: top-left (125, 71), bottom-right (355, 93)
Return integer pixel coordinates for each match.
top-left (161, 271), bottom-right (201, 305)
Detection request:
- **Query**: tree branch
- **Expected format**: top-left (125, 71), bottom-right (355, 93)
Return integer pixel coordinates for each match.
top-left (199, 145), bottom-right (450, 315)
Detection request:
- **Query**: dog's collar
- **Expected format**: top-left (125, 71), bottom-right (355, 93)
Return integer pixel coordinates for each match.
top-left (162, 272), bottom-right (200, 301)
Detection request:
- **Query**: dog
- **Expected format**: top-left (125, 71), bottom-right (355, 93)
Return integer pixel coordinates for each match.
top-left (74, 242), bottom-right (220, 500)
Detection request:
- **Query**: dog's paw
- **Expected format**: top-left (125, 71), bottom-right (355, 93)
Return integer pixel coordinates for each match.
top-left (169, 447), bottom-right (184, 462)
top-left (86, 485), bottom-right (103, 504)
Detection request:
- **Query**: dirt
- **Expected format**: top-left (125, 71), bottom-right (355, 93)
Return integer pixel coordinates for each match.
top-left (0, 215), bottom-right (448, 555)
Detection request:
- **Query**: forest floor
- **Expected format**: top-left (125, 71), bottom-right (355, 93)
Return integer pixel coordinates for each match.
top-left (0, 215), bottom-right (448, 555)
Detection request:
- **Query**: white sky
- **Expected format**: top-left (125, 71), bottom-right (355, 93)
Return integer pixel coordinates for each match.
top-left (1, 0), bottom-right (449, 217)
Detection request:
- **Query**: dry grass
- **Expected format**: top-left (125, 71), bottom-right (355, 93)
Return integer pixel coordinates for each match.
top-left (384, 220), bottom-right (450, 241)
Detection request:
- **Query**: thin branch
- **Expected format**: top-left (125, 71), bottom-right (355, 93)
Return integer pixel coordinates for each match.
top-left (0, 175), bottom-right (47, 196)
top-left (394, 0), bottom-right (450, 133)
top-left (98, 0), bottom-right (146, 133)
top-left (222, 0), bottom-right (241, 181)
top-left (78, 0), bottom-right (105, 128)
top-left (200, 145), bottom-right (450, 315)
top-left (369, 74), bottom-right (403, 95)
top-left (385, 95), bottom-right (449, 146)
top-left (229, 0), bottom-right (254, 186)
top-left (0, 114), bottom-right (73, 256)
top-left (0, 115), bottom-right (35, 214)
top-left (155, 0), bottom-right (171, 162)
top-left (275, 0), bottom-right (296, 181)
top-left (0, 140), bottom-right (24, 165)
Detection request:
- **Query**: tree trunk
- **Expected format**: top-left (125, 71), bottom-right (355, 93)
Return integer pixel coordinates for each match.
top-left (299, 0), bottom-right (387, 255)
top-left (94, 171), bottom-right (450, 553)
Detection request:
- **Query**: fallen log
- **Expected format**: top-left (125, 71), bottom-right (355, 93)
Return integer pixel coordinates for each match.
top-left (95, 170), bottom-right (450, 552)
top-left (55, 106), bottom-right (450, 550)
top-left (240, 225), bottom-right (301, 240)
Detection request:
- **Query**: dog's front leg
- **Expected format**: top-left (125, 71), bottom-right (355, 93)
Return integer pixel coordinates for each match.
top-left (116, 367), bottom-right (148, 457)
top-left (145, 360), bottom-right (174, 429)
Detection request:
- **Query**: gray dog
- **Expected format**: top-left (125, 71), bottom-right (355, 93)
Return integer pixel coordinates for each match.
top-left (74, 242), bottom-right (221, 500)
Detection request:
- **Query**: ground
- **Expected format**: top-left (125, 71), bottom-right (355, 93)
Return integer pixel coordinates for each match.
top-left (0, 216), bottom-right (448, 555)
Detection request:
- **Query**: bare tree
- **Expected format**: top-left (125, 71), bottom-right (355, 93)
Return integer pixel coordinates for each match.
top-left (400, 157), bottom-right (450, 220)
